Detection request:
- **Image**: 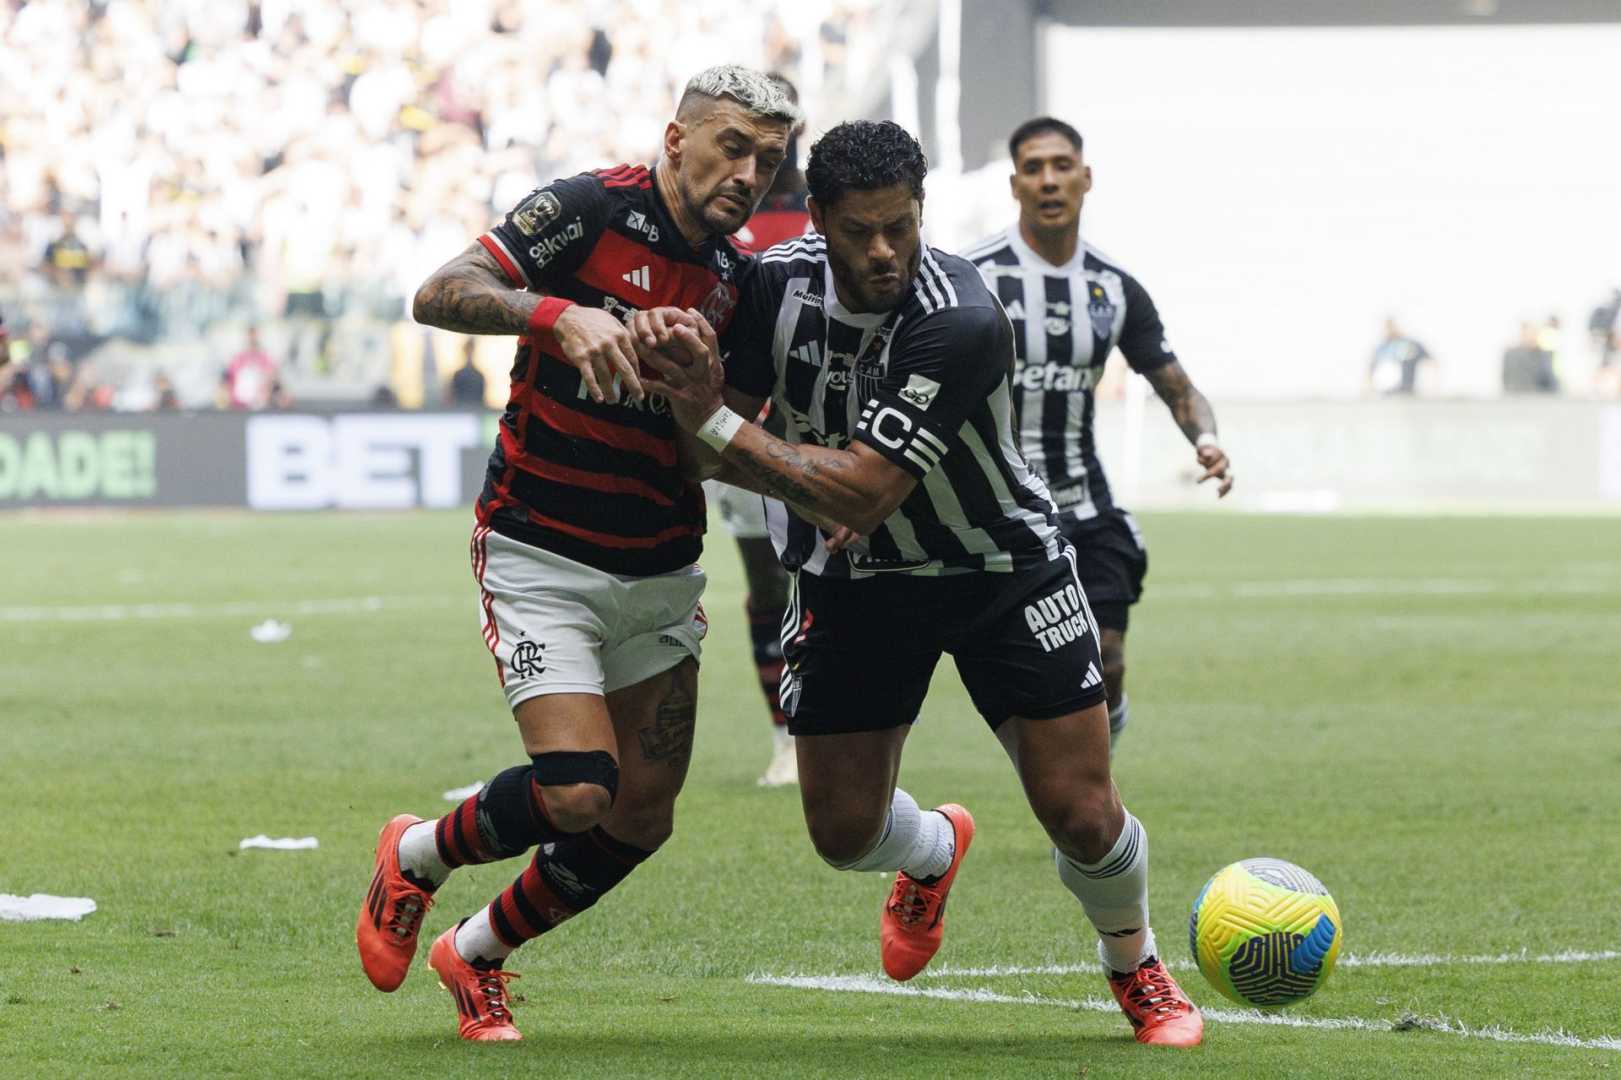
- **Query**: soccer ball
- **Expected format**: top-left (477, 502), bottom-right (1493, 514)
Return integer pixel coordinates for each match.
top-left (1188, 858), bottom-right (1342, 1008)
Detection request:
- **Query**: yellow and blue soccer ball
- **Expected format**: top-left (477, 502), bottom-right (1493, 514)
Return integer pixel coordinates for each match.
top-left (1188, 858), bottom-right (1342, 1008)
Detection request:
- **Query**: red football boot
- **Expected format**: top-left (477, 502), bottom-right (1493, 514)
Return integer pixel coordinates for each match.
top-left (429, 926), bottom-right (522, 1042)
top-left (356, 814), bottom-right (433, 991)
top-left (1107, 956), bottom-right (1204, 1047)
top-left (879, 803), bottom-right (975, 981)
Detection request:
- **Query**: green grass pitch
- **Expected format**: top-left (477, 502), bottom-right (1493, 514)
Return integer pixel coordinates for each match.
top-left (2, 510), bottom-right (1617, 1078)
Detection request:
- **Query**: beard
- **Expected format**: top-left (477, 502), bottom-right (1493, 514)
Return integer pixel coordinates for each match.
top-left (829, 242), bottom-right (921, 313)
top-left (689, 186), bottom-right (752, 236)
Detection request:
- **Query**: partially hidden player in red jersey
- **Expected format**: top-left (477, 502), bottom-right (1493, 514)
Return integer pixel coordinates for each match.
top-left (712, 74), bottom-right (812, 788)
top-left (355, 65), bottom-right (797, 1042)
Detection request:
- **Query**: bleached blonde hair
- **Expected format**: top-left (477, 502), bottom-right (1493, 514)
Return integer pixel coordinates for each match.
top-left (677, 64), bottom-right (803, 127)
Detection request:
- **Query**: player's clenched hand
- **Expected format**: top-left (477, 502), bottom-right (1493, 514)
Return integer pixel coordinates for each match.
top-left (629, 306), bottom-right (697, 352)
top-left (823, 525), bottom-right (863, 554)
top-left (552, 304), bottom-right (645, 404)
top-left (638, 308), bottom-right (726, 431)
top-left (1196, 441), bottom-right (1234, 497)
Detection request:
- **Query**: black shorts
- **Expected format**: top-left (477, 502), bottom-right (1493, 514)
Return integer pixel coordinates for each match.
top-left (1058, 507), bottom-right (1148, 632)
top-left (779, 551), bottom-right (1107, 737)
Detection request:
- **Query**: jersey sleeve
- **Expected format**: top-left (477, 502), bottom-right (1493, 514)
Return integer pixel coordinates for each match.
top-left (852, 305), bottom-right (1008, 480)
top-left (719, 258), bottom-right (779, 401)
top-left (478, 174), bottom-right (610, 291)
top-left (1117, 273), bottom-right (1178, 374)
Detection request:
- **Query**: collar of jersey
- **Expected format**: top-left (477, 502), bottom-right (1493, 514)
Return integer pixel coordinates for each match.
top-left (1007, 223), bottom-right (1087, 274)
top-left (821, 261), bottom-right (895, 328)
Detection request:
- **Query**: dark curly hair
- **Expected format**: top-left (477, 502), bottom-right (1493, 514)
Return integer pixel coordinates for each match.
top-left (805, 120), bottom-right (928, 208)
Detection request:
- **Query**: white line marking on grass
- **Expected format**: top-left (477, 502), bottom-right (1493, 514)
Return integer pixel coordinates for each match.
top-left (0, 595), bottom-right (458, 623)
top-left (1154, 578), bottom-right (1615, 600)
top-left (745, 973), bottom-right (1621, 1053)
top-left (920, 949), bottom-right (1621, 979)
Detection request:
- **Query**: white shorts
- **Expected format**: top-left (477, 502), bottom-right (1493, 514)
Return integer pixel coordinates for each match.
top-left (703, 479), bottom-right (770, 540)
top-left (471, 525), bottom-right (707, 709)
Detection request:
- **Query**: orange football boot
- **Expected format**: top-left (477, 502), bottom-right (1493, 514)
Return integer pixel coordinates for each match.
top-left (879, 803), bottom-right (975, 981)
top-left (356, 813), bottom-right (433, 991)
top-left (1106, 956), bottom-right (1204, 1047)
top-left (429, 926), bottom-right (522, 1042)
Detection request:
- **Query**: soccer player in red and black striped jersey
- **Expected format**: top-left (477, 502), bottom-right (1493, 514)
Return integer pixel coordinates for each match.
top-left (354, 65), bottom-right (798, 1043)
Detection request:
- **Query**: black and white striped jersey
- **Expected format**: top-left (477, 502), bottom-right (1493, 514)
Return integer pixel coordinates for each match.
top-left (721, 233), bottom-right (1063, 578)
top-left (965, 226), bottom-right (1176, 520)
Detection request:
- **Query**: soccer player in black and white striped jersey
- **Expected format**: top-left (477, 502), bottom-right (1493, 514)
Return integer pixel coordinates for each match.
top-left (636, 120), bottom-right (1202, 1048)
top-left (966, 117), bottom-right (1234, 753)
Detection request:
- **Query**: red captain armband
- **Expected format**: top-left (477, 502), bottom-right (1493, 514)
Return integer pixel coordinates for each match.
top-left (525, 296), bottom-right (574, 347)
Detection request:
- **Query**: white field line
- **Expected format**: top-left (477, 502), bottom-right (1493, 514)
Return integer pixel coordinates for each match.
top-left (1153, 578), bottom-right (1615, 599)
top-left (920, 949), bottom-right (1621, 978)
top-left (0, 595), bottom-right (459, 623)
top-left (745, 973), bottom-right (1621, 1053)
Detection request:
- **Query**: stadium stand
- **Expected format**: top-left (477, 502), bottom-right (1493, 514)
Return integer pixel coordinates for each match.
top-left (0, 0), bottom-right (899, 410)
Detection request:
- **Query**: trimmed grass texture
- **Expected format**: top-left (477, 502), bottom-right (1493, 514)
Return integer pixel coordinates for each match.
top-left (2, 510), bottom-right (1617, 1078)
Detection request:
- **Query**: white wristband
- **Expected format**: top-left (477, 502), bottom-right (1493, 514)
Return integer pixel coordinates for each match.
top-left (1195, 432), bottom-right (1219, 450)
top-left (696, 405), bottom-right (745, 452)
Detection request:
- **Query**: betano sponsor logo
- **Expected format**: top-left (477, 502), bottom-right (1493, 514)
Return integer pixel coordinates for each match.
top-left (1014, 361), bottom-right (1099, 393)
top-left (246, 414), bottom-right (483, 510)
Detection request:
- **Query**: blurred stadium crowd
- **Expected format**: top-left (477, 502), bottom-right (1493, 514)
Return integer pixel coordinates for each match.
top-left (3, 0), bottom-right (1618, 413)
top-left (0, 0), bottom-right (887, 411)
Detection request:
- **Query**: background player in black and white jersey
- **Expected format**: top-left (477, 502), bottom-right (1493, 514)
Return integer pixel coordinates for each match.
top-left (966, 117), bottom-right (1234, 753)
top-left (635, 121), bottom-right (1202, 1048)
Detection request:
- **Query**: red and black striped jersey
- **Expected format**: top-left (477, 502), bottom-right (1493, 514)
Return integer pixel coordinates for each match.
top-left (475, 164), bottom-right (746, 576)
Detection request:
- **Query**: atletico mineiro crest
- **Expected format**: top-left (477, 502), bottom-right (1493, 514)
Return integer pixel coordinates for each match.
top-left (1087, 283), bottom-right (1116, 340)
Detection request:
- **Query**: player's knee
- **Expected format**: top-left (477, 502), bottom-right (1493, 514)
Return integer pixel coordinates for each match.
top-left (607, 802), bottom-right (676, 851)
top-left (1038, 788), bottom-right (1118, 860)
top-left (536, 782), bottom-right (614, 832)
top-left (530, 749), bottom-right (620, 832)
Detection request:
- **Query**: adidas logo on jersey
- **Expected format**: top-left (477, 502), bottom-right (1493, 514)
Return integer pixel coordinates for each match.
top-left (1023, 580), bottom-right (1091, 654)
top-left (622, 265), bottom-right (652, 291)
top-left (1003, 299), bottom-right (1027, 321)
top-left (1081, 661), bottom-right (1102, 689)
top-left (790, 341), bottom-right (823, 367)
top-left (625, 210), bottom-right (659, 243)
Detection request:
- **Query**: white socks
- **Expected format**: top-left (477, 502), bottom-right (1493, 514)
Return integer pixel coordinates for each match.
top-left (828, 787), bottom-right (955, 881)
top-left (398, 821), bottom-right (451, 888)
top-left (1055, 810), bottom-right (1156, 974)
top-left (454, 906), bottom-right (513, 966)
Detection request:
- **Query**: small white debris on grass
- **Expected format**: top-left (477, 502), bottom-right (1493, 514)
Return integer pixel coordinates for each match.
top-left (0, 894), bottom-right (98, 922)
top-left (249, 619), bottom-right (292, 643)
top-left (442, 782), bottom-right (483, 801)
top-left (239, 835), bottom-right (318, 850)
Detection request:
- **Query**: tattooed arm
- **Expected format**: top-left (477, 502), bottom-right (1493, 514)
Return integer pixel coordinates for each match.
top-left (411, 242), bottom-right (540, 335)
top-left (1141, 360), bottom-right (1234, 497)
top-left (1142, 360), bottom-right (1216, 444)
top-left (412, 241), bottom-right (644, 404)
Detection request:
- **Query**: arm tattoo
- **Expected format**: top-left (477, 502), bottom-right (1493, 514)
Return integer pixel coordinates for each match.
top-left (731, 438), bottom-right (851, 512)
top-left (412, 244), bottom-right (539, 335)
top-left (1145, 362), bottom-right (1218, 444)
top-left (637, 683), bottom-right (695, 770)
